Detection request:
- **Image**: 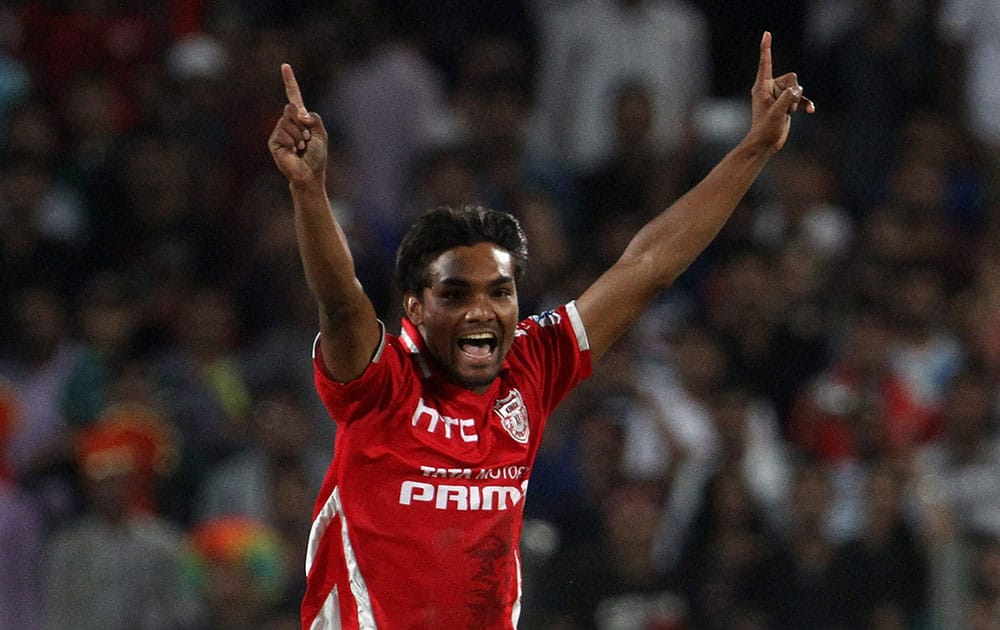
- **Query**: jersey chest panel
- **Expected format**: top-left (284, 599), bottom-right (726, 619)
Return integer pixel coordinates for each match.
top-left (329, 369), bottom-right (539, 628)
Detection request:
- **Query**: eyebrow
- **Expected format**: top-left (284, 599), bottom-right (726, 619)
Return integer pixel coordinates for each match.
top-left (438, 275), bottom-right (514, 288)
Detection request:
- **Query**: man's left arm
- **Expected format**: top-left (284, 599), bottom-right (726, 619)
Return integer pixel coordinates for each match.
top-left (576, 31), bottom-right (814, 361)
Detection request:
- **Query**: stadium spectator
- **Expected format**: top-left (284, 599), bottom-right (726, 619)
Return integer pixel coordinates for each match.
top-left (42, 411), bottom-right (194, 630)
top-left (531, 0), bottom-right (710, 172)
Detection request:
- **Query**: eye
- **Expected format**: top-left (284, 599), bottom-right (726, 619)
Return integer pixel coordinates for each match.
top-left (492, 287), bottom-right (513, 298)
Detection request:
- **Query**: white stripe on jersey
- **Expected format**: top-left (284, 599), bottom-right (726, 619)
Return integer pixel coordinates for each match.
top-left (511, 550), bottom-right (522, 627)
top-left (306, 487), bottom-right (378, 629)
top-left (310, 586), bottom-right (342, 630)
top-left (566, 300), bottom-right (590, 351)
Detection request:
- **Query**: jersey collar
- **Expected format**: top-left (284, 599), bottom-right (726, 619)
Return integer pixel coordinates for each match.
top-left (399, 317), bottom-right (432, 378)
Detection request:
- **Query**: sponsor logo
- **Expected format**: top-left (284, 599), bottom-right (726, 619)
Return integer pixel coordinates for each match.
top-left (420, 466), bottom-right (472, 479)
top-left (399, 479), bottom-right (529, 511)
top-left (418, 465), bottom-right (528, 480)
top-left (411, 397), bottom-right (479, 442)
top-left (494, 389), bottom-right (529, 444)
top-left (475, 466), bottom-right (527, 480)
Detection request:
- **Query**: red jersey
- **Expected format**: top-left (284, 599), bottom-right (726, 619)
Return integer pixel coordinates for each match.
top-left (301, 302), bottom-right (592, 629)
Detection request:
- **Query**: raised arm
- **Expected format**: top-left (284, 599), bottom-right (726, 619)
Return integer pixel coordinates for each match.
top-left (576, 32), bottom-right (814, 361)
top-left (268, 63), bottom-right (380, 382)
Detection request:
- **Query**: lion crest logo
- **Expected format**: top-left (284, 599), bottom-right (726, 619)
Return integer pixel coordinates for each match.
top-left (494, 389), bottom-right (529, 444)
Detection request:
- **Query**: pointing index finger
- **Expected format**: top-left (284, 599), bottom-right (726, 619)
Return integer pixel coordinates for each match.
top-left (756, 31), bottom-right (773, 85)
top-left (281, 63), bottom-right (309, 118)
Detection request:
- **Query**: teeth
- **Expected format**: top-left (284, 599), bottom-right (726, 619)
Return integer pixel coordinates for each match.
top-left (464, 333), bottom-right (495, 340)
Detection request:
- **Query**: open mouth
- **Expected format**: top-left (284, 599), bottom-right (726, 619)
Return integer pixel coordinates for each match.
top-left (458, 332), bottom-right (498, 360)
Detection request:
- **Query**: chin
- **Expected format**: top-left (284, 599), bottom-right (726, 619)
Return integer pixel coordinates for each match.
top-left (452, 365), bottom-right (501, 390)
top-left (460, 372), bottom-right (499, 389)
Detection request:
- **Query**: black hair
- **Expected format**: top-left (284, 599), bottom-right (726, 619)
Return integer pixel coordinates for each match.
top-left (394, 205), bottom-right (528, 296)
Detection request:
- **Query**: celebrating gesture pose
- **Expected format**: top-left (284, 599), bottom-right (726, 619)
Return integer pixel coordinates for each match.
top-left (269, 31), bottom-right (813, 630)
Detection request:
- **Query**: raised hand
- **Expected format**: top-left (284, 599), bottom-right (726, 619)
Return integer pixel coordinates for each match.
top-left (268, 63), bottom-right (328, 184)
top-left (749, 31), bottom-right (815, 154)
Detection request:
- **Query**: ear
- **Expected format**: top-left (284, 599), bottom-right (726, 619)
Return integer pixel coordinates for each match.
top-left (403, 292), bottom-right (423, 325)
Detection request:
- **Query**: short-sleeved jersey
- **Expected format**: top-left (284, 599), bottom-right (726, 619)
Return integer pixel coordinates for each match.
top-left (301, 302), bottom-right (591, 630)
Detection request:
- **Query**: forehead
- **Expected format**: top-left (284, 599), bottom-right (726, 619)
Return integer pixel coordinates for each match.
top-left (426, 243), bottom-right (514, 285)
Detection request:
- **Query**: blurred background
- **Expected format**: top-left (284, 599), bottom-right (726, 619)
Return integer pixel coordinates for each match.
top-left (1, 0), bottom-right (998, 628)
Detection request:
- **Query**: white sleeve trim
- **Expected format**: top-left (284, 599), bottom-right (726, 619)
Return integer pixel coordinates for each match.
top-left (312, 320), bottom-right (387, 364)
top-left (565, 300), bottom-right (590, 352)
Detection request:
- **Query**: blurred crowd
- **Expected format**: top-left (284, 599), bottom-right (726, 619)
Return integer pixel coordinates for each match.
top-left (1, 0), bottom-right (998, 628)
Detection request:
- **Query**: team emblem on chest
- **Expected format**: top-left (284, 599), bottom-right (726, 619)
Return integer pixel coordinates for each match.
top-left (494, 388), bottom-right (529, 444)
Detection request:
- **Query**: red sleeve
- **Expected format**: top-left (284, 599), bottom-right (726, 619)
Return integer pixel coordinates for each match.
top-left (509, 301), bottom-right (592, 417)
top-left (311, 322), bottom-right (407, 427)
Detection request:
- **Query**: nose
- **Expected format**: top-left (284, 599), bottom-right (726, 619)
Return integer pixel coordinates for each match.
top-left (464, 292), bottom-right (495, 322)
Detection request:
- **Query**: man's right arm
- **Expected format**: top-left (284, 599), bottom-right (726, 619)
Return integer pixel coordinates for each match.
top-left (269, 64), bottom-right (380, 382)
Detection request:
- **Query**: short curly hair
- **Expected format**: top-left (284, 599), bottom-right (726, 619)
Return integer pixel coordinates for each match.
top-left (394, 205), bottom-right (528, 296)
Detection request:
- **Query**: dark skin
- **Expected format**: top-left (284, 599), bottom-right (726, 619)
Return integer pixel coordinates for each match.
top-left (268, 31), bottom-right (814, 392)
